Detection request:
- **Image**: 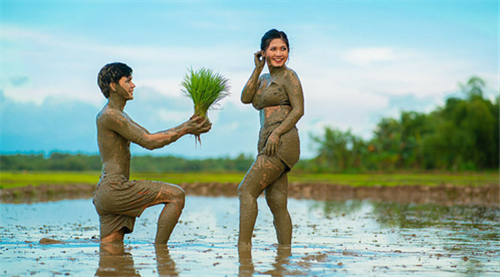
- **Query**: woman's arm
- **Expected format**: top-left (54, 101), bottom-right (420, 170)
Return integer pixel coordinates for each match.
top-left (264, 69), bottom-right (304, 156)
top-left (241, 51), bottom-right (265, 104)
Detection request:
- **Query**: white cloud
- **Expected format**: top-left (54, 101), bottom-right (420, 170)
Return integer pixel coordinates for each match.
top-left (157, 109), bottom-right (192, 123)
top-left (2, 22), bottom-right (497, 157)
top-left (138, 78), bottom-right (186, 97)
top-left (2, 26), bottom-right (52, 41)
top-left (343, 47), bottom-right (398, 66)
top-left (1, 25), bottom-right (254, 106)
top-left (3, 84), bottom-right (104, 106)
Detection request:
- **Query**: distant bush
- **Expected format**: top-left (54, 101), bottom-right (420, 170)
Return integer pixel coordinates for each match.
top-left (0, 152), bottom-right (254, 173)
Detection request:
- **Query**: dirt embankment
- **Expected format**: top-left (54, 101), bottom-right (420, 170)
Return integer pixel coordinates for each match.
top-left (1, 182), bottom-right (498, 206)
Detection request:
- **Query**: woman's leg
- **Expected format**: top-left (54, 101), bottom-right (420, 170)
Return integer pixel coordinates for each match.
top-left (265, 173), bottom-right (292, 245)
top-left (238, 155), bottom-right (285, 247)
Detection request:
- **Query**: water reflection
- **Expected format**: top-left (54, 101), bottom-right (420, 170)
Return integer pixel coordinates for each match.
top-left (238, 246), bottom-right (296, 277)
top-left (2, 197), bottom-right (499, 276)
top-left (371, 202), bottom-right (500, 230)
top-left (312, 199), bottom-right (364, 216)
top-left (264, 246), bottom-right (293, 277)
top-left (96, 243), bottom-right (140, 276)
top-left (155, 245), bottom-right (178, 277)
top-left (95, 243), bottom-right (177, 277)
top-left (238, 247), bottom-right (254, 277)
top-left (312, 200), bottom-right (500, 277)
top-left (316, 200), bottom-right (500, 231)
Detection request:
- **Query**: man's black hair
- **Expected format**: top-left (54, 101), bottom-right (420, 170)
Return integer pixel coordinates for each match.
top-left (97, 62), bottom-right (133, 98)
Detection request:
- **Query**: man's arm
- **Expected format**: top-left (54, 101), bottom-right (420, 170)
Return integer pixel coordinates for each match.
top-left (129, 116), bottom-right (150, 134)
top-left (104, 110), bottom-right (210, 150)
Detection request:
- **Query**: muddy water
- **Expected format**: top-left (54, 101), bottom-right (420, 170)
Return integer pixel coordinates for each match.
top-left (1, 196), bottom-right (499, 276)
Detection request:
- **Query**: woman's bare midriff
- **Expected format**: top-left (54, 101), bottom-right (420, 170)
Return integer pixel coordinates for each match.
top-left (260, 105), bottom-right (291, 127)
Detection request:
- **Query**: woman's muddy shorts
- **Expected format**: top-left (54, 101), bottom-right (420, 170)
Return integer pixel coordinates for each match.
top-left (258, 125), bottom-right (300, 171)
top-left (92, 174), bottom-right (184, 239)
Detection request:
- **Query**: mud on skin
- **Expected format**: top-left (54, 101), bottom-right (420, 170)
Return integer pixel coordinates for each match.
top-left (94, 62), bottom-right (211, 245)
top-left (238, 29), bottom-right (304, 247)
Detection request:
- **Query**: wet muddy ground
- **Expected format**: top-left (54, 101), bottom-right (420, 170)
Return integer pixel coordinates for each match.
top-left (2, 182), bottom-right (498, 206)
top-left (1, 195), bottom-right (499, 276)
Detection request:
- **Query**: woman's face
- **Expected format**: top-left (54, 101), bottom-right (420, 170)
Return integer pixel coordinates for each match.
top-left (262, 38), bottom-right (288, 68)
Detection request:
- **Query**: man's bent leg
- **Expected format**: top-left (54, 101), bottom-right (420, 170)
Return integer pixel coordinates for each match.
top-left (96, 179), bottom-right (185, 245)
top-left (150, 184), bottom-right (186, 244)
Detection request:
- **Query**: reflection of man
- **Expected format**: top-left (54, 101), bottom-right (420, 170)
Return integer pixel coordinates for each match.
top-left (155, 245), bottom-right (178, 276)
top-left (95, 243), bottom-right (140, 277)
top-left (95, 244), bottom-right (178, 276)
top-left (93, 62), bottom-right (211, 244)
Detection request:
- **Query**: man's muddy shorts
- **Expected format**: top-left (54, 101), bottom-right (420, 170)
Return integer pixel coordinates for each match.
top-left (92, 174), bottom-right (181, 239)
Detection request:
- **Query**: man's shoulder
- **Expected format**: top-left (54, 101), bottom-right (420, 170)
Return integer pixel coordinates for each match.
top-left (97, 106), bottom-right (126, 125)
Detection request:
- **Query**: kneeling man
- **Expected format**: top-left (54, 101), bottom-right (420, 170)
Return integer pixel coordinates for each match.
top-left (93, 62), bottom-right (211, 244)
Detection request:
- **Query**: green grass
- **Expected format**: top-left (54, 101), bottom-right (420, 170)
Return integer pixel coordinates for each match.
top-left (181, 67), bottom-right (230, 119)
top-left (1, 171), bottom-right (497, 189)
top-left (0, 171), bottom-right (100, 189)
top-left (289, 172), bottom-right (499, 187)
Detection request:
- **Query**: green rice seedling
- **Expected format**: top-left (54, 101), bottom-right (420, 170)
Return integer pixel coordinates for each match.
top-left (181, 67), bottom-right (230, 146)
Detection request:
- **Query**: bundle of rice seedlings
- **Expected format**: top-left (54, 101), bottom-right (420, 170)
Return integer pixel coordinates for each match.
top-left (181, 67), bottom-right (230, 146)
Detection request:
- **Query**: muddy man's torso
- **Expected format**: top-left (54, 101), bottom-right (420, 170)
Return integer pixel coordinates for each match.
top-left (96, 108), bottom-right (140, 181)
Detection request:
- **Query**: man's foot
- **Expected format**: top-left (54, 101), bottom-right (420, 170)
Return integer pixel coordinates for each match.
top-left (101, 229), bottom-right (125, 243)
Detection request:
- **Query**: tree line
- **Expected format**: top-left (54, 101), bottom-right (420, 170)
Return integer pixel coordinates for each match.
top-left (1, 77), bottom-right (497, 173)
top-left (301, 76), bottom-right (499, 172)
top-left (0, 153), bottom-right (254, 173)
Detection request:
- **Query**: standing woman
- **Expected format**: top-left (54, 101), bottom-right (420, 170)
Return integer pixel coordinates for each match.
top-left (238, 29), bottom-right (304, 247)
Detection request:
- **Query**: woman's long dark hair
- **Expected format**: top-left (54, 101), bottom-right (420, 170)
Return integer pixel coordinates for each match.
top-left (260, 29), bottom-right (289, 52)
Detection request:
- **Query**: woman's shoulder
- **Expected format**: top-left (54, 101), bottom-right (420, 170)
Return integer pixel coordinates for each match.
top-left (279, 67), bottom-right (301, 85)
top-left (284, 67), bottom-right (299, 78)
top-left (258, 73), bottom-right (272, 87)
top-left (259, 73), bottom-right (271, 80)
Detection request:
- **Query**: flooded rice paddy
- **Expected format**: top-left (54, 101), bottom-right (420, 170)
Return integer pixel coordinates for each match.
top-left (1, 196), bottom-right (499, 276)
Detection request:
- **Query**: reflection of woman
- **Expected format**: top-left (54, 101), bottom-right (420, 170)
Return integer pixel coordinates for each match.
top-left (238, 29), bottom-right (304, 247)
top-left (238, 246), bottom-right (293, 276)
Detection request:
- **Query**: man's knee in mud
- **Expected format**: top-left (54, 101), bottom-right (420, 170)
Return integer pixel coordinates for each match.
top-left (161, 184), bottom-right (186, 209)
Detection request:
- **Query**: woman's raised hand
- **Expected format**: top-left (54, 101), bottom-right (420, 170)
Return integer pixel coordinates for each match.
top-left (254, 51), bottom-right (265, 69)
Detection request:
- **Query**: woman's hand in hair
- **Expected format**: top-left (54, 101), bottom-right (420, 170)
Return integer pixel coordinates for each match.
top-left (254, 51), bottom-right (265, 69)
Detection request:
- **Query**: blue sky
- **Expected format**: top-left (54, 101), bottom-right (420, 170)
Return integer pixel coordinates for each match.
top-left (1, 0), bottom-right (498, 159)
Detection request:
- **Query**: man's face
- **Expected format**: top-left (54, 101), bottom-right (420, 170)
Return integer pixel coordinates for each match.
top-left (112, 75), bottom-right (135, 100)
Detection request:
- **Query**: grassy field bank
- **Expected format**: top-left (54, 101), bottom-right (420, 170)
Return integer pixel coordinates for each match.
top-left (1, 171), bottom-right (498, 189)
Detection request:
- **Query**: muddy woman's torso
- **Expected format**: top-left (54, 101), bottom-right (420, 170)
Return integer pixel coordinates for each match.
top-left (252, 70), bottom-right (292, 126)
top-left (96, 107), bottom-right (135, 181)
top-left (251, 67), bottom-right (301, 168)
